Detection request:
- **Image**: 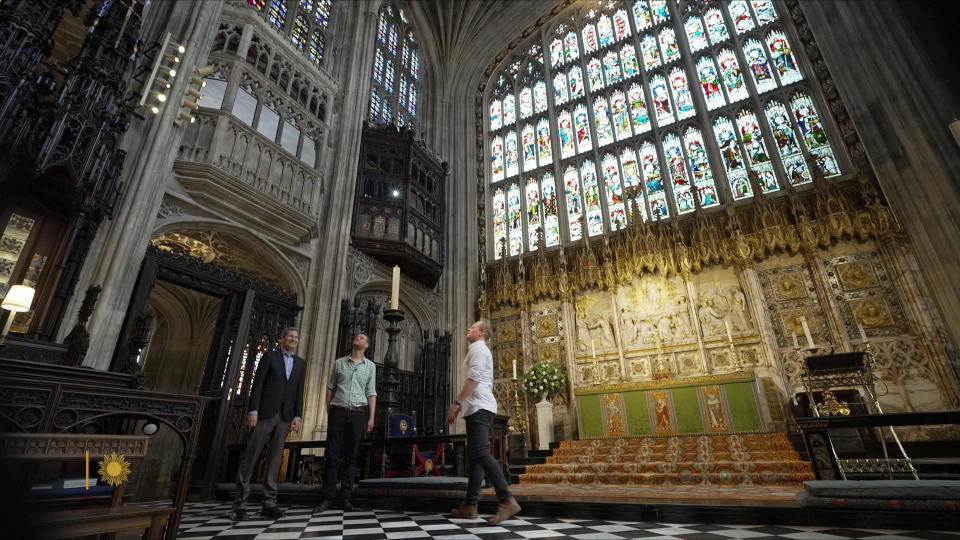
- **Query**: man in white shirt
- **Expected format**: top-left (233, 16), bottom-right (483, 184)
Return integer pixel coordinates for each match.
top-left (446, 320), bottom-right (521, 525)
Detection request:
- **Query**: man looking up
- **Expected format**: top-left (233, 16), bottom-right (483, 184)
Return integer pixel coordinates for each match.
top-left (231, 327), bottom-right (306, 521)
top-left (316, 332), bottom-right (377, 512)
top-left (447, 320), bottom-right (521, 525)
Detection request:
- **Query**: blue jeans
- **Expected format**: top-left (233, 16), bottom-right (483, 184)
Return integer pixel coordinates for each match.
top-left (464, 409), bottom-right (512, 506)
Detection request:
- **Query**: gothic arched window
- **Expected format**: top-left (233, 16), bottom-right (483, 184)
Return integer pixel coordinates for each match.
top-left (246, 0), bottom-right (333, 68)
top-left (368, 3), bottom-right (422, 128)
top-left (485, 0), bottom-right (841, 260)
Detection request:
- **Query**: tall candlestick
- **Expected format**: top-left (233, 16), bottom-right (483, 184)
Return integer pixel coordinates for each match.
top-left (800, 316), bottom-right (814, 348)
top-left (724, 320), bottom-right (734, 344)
top-left (791, 331), bottom-right (799, 349)
top-left (512, 358), bottom-right (517, 379)
top-left (590, 337), bottom-right (596, 360)
top-left (857, 322), bottom-right (867, 342)
top-left (390, 266), bottom-right (400, 310)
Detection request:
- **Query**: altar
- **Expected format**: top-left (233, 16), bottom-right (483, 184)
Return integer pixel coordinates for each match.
top-left (575, 372), bottom-right (764, 438)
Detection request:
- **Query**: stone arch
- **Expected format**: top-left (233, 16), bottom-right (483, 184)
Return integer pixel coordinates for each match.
top-left (151, 217), bottom-right (307, 301)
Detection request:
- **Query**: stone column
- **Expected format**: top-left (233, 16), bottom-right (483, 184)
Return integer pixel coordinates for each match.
top-left (65, 1), bottom-right (226, 365)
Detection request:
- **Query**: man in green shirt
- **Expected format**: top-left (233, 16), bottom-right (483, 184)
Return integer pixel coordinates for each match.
top-left (316, 332), bottom-right (377, 512)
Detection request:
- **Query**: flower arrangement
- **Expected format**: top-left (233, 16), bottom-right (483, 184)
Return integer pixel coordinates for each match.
top-left (522, 361), bottom-right (566, 400)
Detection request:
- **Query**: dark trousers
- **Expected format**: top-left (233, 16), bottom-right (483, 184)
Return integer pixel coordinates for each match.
top-left (234, 414), bottom-right (290, 510)
top-left (322, 407), bottom-right (366, 501)
top-left (464, 409), bottom-right (512, 506)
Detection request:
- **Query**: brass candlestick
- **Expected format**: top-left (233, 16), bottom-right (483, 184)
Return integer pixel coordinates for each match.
top-left (508, 378), bottom-right (527, 434)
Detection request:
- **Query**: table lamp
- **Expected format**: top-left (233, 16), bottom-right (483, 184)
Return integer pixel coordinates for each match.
top-left (1, 284), bottom-right (35, 345)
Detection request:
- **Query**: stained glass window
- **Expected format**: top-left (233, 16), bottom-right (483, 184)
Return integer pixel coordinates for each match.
top-left (505, 130), bottom-right (519, 178)
top-left (765, 101), bottom-right (809, 186)
top-left (525, 178), bottom-right (542, 250)
top-left (602, 153), bottom-right (626, 230)
top-left (564, 165), bottom-right (584, 241)
top-left (573, 103), bottom-right (592, 154)
top-left (522, 124), bottom-right (537, 172)
top-left (484, 0), bottom-right (840, 257)
top-left (558, 110), bottom-right (575, 159)
top-left (541, 173), bottom-right (561, 246)
top-left (685, 16), bottom-right (709, 52)
top-left (291, 15), bottom-right (308, 50)
top-left (369, 3), bottom-right (421, 127)
top-left (268, 0), bottom-right (286, 29)
top-left (507, 183), bottom-right (523, 256)
top-left (737, 110), bottom-right (778, 192)
top-left (536, 118), bottom-right (553, 166)
top-left (493, 188), bottom-right (507, 257)
top-left (791, 92), bottom-right (840, 177)
top-left (593, 96), bottom-right (614, 147)
top-left (581, 160), bottom-right (603, 236)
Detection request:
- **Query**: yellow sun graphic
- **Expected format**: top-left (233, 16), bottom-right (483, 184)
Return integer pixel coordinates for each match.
top-left (98, 453), bottom-right (132, 486)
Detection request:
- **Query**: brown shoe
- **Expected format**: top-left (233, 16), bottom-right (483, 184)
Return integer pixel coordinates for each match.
top-left (449, 504), bottom-right (478, 519)
top-left (488, 497), bottom-right (521, 525)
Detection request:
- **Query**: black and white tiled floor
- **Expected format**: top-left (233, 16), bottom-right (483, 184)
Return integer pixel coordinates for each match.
top-left (177, 502), bottom-right (960, 540)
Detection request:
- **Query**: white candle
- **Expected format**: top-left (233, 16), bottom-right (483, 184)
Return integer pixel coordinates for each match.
top-left (857, 322), bottom-right (867, 342)
top-left (724, 320), bottom-right (734, 344)
top-left (390, 266), bottom-right (400, 310)
top-left (512, 358), bottom-right (517, 379)
top-left (800, 316), bottom-right (814, 348)
top-left (791, 332), bottom-right (799, 349)
top-left (590, 337), bottom-right (597, 359)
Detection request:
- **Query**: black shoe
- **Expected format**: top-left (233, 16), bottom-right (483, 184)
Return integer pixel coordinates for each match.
top-left (260, 505), bottom-right (284, 519)
top-left (341, 500), bottom-right (355, 512)
top-left (314, 499), bottom-right (333, 513)
top-left (228, 509), bottom-right (245, 521)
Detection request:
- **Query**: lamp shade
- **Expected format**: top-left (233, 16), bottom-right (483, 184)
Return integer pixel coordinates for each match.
top-left (2, 285), bottom-right (35, 313)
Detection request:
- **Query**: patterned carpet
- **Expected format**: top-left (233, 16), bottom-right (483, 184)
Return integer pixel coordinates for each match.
top-left (521, 434), bottom-right (814, 487)
top-left (175, 502), bottom-right (960, 539)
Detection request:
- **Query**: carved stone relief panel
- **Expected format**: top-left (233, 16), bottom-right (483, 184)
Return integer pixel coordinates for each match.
top-left (616, 275), bottom-right (694, 350)
top-left (757, 259), bottom-right (829, 348)
top-left (573, 290), bottom-right (617, 355)
top-left (691, 268), bottom-right (753, 338)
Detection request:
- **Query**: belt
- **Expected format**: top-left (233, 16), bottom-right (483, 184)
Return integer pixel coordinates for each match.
top-left (332, 405), bottom-right (368, 413)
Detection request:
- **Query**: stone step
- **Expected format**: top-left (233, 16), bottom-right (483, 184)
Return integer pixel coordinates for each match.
top-left (525, 460), bottom-right (814, 476)
top-left (545, 450), bottom-right (802, 464)
top-left (519, 470), bottom-right (813, 486)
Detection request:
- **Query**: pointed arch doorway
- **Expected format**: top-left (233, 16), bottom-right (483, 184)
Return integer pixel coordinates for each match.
top-left (112, 229), bottom-right (303, 498)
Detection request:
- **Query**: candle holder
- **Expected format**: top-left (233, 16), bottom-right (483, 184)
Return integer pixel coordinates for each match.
top-left (508, 378), bottom-right (527, 435)
top-left (727, 340), bottom-right (743, 373)
top-left (591, 352), bottom-right (601, 386)
top-left (380, 308), bottom-right (404, 435)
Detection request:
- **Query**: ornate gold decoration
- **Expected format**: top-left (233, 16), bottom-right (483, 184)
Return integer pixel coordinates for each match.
top-left (98, 453), bottom-right (132, 486)
top-left (775, 274), bottom-right (807, 300)
top-left (482, 182), bottom-right (900, 311)
top-left (535, 313), bottom-right (558, 337)
top-left (837, 262), bottom-right (878, 291)
top-left (575, 372), bottom-right (754, 395)
top-left (851, 299), bottom-right (893, 328)
top-left (538, 342), bottom-right (559, 364)
top-left (151, 231), bottom-right (284, 285)
top-left (816, 391), bottom-right (851, 416)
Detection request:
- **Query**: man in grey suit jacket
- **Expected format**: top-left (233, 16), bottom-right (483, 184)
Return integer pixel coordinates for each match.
top-left (231, 327), bottom-right (307, 521)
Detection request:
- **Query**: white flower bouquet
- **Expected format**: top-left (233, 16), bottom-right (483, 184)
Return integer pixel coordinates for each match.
top-left (522, 361), bottom-right (566, 400)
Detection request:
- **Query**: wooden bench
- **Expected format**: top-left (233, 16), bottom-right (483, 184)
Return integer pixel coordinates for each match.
top-left (0, 432), bottom-right (174, 540)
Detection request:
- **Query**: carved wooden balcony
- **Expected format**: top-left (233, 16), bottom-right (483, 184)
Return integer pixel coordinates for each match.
top-left (351, 124), bottom-right (446, 287)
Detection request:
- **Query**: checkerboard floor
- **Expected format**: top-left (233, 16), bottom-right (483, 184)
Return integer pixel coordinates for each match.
top-left (176, 502), bottom-right (960, 539)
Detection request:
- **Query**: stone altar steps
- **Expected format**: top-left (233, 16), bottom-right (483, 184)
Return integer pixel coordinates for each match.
top-left (519, 433), bottom-right (815, 486)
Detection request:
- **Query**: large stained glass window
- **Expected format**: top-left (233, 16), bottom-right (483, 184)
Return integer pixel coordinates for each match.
top-left (368, 3), bottom-right (422, 128)
top-left (246, 0), bottom-right (332, 68)
top-left (486, 0), bottom-right (841, 259)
